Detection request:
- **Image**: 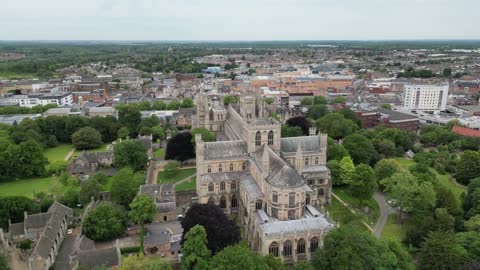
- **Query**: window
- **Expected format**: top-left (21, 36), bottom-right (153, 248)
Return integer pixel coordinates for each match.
top-left (288, 210), bottom-right (295, 220)
top-left (307, 180), bottom-right (314, 186)
top-left (207, 165), bottom-right (211, 173)
top-left (220, 181), bottom-right (225, 191)
top-left (315, 157), bottom-right (319, 165)
top-left (256, 200), bottom-right (263, 210)
top-left (242, 162), bottom-right (247, 171)
top-left (268, 131), bottom-right (274, 145)
top-left (271, 207), bottom-right (278, 219)
top-left (305, 157), bottom-right (309, 166)
top-left (289, 193), bottom-right (295, 208)
top-left (297, 239), bottom-right (306, 254)
top-left (269, 242), bottom-right (279, 257)
top-left (220, 196), bottom-right (226, 208)
top-left (229, 163), bottom-right (234, 171)
top-left (310, 237), bottom-right (319, 253)
top-left (208, 183), bottom-right (214, 192)
top-left (272, 192), bottom-right (278, 203)
top-left (306, 194), bottom-right (311, 205)
top-left (231, 180), bottom-right (237, 190)
top-left (231, 194), bottom-right (238, 208)
top-left (318, 188), bottom-right (324, 196)
top-left (255, 131), bottom-right (261, 146)
top-left (283, 240), bottom-right (292, 257)
top-left (218, 164), bottom-right (223, 172)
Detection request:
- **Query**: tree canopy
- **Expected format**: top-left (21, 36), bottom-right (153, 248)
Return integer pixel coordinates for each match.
top-left (165, 132), bottom-right (195, 161)
top-left (114, 140), bottom-right (148, 171)
top-left (83, 202), bottom-right (126, 241)
top-left (71, 126), bottom-right (103, 150)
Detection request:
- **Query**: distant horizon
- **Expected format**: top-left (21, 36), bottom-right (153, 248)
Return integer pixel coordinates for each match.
top-left (1, 39), bottom-right (480, 43)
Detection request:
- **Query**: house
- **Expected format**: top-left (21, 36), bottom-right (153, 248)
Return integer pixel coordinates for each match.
top-left (137, 135), bottom-right (154, 158)
top-left (140, 184), bottom-right (177, 222)
top-left (176, 108), bottom-right (195, 127)
top-left (67, 151), bottom-right (114, 179)
top-left (8, 202), bottom-right (73, 270)
top-left (451, 124), bottom-right (480, 138)
top-left (143, 227), bottom-right (181, 260)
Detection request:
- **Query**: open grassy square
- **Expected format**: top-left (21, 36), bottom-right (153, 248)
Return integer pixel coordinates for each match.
top-left (43, 144), bottom-right (73, 163)
top-left (175, 178), bottom-right (196, 192)
top-left (0, 176), bottom-right (62, 198)
top-left (157, 168), bottom-right (196, 184)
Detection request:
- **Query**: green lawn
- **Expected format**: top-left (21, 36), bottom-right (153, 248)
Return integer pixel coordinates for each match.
top-left (175, 178), bottom-right (196, 192)
top-left (43, 144), bottom-right (73, 163)
top-left (333, 187), bottom-right (380, 226)
top-left (381, 213), bottom-right (408, 242)
top-left (73, 143), bottom-right (109, 158)
top-left (153, 148), bottom-right (164, 159)
top-left (157, 168), bottom-right (196, 184)
top-left (394, 158), bottom-right (466, 199)
top-left (0, 176), bottom-right (62, 198)
top-left (325, 197), bottom-right (370, 232)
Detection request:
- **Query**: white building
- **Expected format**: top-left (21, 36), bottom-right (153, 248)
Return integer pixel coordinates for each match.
top-left (9, 92), bottom-right (73, 108)
top-left (402, 84), bottom-right (449, 113)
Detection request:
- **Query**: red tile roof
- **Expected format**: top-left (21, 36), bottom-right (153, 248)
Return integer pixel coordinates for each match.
top-left (451, 125), bottom-right (480, 138)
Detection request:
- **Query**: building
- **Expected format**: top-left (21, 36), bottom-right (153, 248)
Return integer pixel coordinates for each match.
top-left (67, 151), bottom-right (114, 179)
top-left (8, 92), bottom-right (73, 108)
top-left (140, 184), bottom-right (178, 222)
top-left (195, 94), bottom-right (334, 263)
top-left (402, 84), bottom-right (449, 113)
top-left (8, 202), bottom-right (73, 270)
top-left (356, 109), bottom-right (420, 131)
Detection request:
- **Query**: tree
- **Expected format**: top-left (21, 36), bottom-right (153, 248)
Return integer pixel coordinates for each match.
top-left (19, 239), bottom-right (32, 253)
top-left (210, 244), bottom-right (274, 270)
top-left (118, 105), bottom-right (141, 136)
top-left (306, 105), bottom-right (329, 120)
top-left (18, 139), bottom-right (47, 177)
top-left (264, 97), bottom-right (274, 105)
top-left (327, 160), bottom-right (342, 186)
top-left (165, 132), bottom-right (195, 161)
top-left (164, 161), bottom-right (179, 176)
top-left (419, 231), bottom-right (467, 270)
top-left (83, 202), bottom-right (126, 241)
top-left (327, 139), bottom-right (349, 161)
top-left (224, 95), bottom-right (239, 106)
top-left (286, 116), bottom-right (310, 135)
top-left (374, 159), bottom-right (400, 183)
top-left (331, 96), bottom-right (346, 104)
top-left (339, 156), bottom-right (355, 185)
top-left (343, 134), bottom-right (377, 165)
top-left (0, 254), bottom-right (11, 270)
top-left (456, 151), bottom-right (480, 185)
top-left (79, 178), bottom-right (101, 205)
top-left (114, 140), bottom-right (148, 171)
top-left (301, 97), bottom-right (313, 106)
top-left (181, 204), bottom-right (240, 254)
top-left (71, 126), bottom-right (102, 150)
top-left (465, 215), bottom-right (480, 232)
top-left (60, 188), bottom-right (80, 208)
top-left (181, 225), bottom-right (211, 270)
top-left (313, 96), bottom-right (328, 105)
top-left (117, 127), bottom-right (130, 140)
top-left (457, 232), bottom-right (480, 263)
top-left (129, 195), bottom-right (156, 227)
top-left (181, 98), bottom-right (194, 108)
top-left (350, 164), bottom-right (377, 203)
top-left (110, 168), bottom-right (140, 208)
top-left (281, 125), bottom-right (304, 137)
top-left (312, 226), bottom-right (414, 270)
top-left (191, 128), bottom-right (215, 143)
top-left (316, 113), bottom-right (357, 140)
top-left (443, 67), bottom-right (453, 77)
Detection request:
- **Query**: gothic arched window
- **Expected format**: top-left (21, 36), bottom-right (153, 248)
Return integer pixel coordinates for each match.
top-left (318, 188), bottom-right (324, 196)
top-left (220, 181), bottom-right (225, 191)
top-left (231, 180), bottom-right (237, 190)
top-left (268, 131), bottom-right (274, 145)
top-left (242, 162), bottom-right (247, 171)
top-left (297, 239), bottom-right (306, 254)
top-left (255, 131), bottom-right (261, 146)
top-left (283, 240), bottom-right (292, 257)
top-left (306, 194), bottom-right (311, 205)
top-left (207, 196), bottom-right (215, 204)
top-left (218, 164), bottom-right (222, 172)
top-left (231, 194), bottom-right (238, 208)
top-left (310, 237), bottom-right (319, 253)
top-left (220, 196), bottom-right (226, 208)
top-left (269, 242), bottom-right (279, 257)
top-left (208, 183), bottom-right (214, 192)
top-left (256, 200), bottom-right (263, 210)
top-left (229, 163), bottom-right (234, 171)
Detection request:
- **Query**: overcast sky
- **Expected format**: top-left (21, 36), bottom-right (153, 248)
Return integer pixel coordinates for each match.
top-left (1, 0), bottom-right (479, 40)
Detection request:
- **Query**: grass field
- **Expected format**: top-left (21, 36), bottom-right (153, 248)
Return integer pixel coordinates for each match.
top-left (73, 143), bottom-right (109, 158)
top-left (157, 168), bottom-right (196, 184)
top-left (326, 197), bottom-right (370, 232)
top-left (333, 186), bottom-right (380, 226)
top-left (175, 178), bottom-right (196, 192)
top-left (0, 176), bottom-right (62, 198)
top-left (43, 144), bottom-right (73, 163)
top-left (153, 148), bottom-right (164, 159)
top-left (381, 213), bottom-right (408, 242)
top-left (394, 157), bottom-right (466, 199)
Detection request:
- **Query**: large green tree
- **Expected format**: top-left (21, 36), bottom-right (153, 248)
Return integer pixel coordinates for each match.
top-left (339, 156), bottom-right (355, 185)
top-left (181, 225), bottom-right (211, 270)
top-left (83, 202), bottom-right (126, 241)
top-left (210, 244), bottom-right (279, 270)
top-left (191, 128), bottom-right (215, 143)
top-left (456, 151), bottom-right (480, 185)
top-left (110, 168), bottom-right (140, 208)
top-left (419, 231), bottom-right (467, 270)
top-left (0, 196), bottom-right (39, 230)
top-left (71, 126), bottom-right (103, 150)
top-left (129, 194), bottom-right (156, 227)
top-left (315, 113), bottom-right (357, 139)
top-left (350, 164), bottom-right (377, 202)
top-left (78, 178), bottom-right (101, 205)
top-left (114, 140), bottom-right (148, 171)
top-left (343, 134), bottom-right (377, 165)
top-left (118, 105), bottom-right (142, 136)
top-left (374, 159), bottom-right (400, 183)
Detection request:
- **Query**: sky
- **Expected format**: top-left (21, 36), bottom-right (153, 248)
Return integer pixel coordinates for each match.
top-left (1, 0), bottom-right (479, 40)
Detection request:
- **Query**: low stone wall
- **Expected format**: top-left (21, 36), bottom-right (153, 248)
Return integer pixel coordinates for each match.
top-left (176, 191), bottom-right (197, 205)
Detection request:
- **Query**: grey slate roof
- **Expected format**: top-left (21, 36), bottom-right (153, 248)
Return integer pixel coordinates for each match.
top-left (252, 145), bottom-right (304, 187)
top-left (144, 228), bottom-right (170, 245)
top-left (77, 248), bottom-right (120, 268)
top-left (258, 213), bottom-right (334, 235)
top-left (204, 140), bottom-right (247, 160)
top-left (25, 213), bottom-right (52, 228)
top-left (9, 222), bottom-right (25, 236)
top-left (302, 165), bottom-right (329, 173)
top-left (239, 175), bottom-right (263, 200)
top-left (200, 171), bottom-right (248, 183)
top-left (280, 135), bottom-right (322, 153)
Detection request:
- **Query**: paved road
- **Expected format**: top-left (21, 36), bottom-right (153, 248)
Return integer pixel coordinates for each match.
top-left (373, 191), bottom-right (393, 238)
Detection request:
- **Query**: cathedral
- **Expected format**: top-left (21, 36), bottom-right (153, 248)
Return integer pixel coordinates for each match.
top-left (194, 93), bottom-right (335, 263)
